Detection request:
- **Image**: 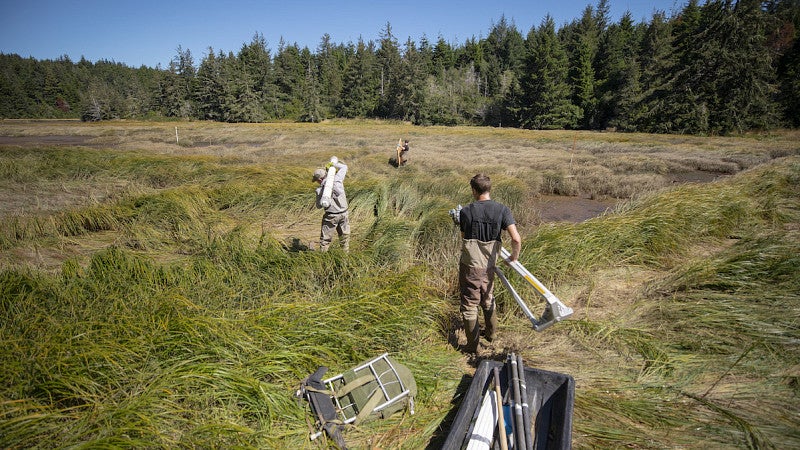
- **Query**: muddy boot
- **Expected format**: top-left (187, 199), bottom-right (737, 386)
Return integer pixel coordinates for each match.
top-left (483, 305), bottom-right (498, 342)
top-left (463, 318), bottom-right (480, 354)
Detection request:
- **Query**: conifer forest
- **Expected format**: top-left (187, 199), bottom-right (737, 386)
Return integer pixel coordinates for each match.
top-left (2, 0), bottom-right (800, 135)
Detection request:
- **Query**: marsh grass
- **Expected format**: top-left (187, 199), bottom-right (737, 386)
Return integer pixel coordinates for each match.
top-left (1, 237), bottom-right (448, 448)
top-left (1, 121), bottom-right (799, 448)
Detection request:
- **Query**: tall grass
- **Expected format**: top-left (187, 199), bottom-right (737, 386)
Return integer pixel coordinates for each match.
top-left (548, 159), bottom-right (799, 448)
top-left (1, 123), bottom-right (798, 448)
top-left (1, 235), bottom-right (449, 448)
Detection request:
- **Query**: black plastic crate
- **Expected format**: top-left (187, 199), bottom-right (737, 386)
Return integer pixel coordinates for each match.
top-left (442, 359), bottom-right (575, 450)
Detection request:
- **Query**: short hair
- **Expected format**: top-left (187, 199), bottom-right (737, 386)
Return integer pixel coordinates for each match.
top-left (312, 168), bottom-right (326, 182)
top-left (470, 173), bottom-right (491, 194)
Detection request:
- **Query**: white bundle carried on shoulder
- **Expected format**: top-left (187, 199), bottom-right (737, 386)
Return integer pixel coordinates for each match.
top-left (320, 156), bottom-right (338, 208)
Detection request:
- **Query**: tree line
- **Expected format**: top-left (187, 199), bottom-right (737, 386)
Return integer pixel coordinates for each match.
top-left (2, 0), bottom-right (799, 134)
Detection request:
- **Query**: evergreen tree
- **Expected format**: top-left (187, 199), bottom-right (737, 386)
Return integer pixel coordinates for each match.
top-left (421, 65), bottom-right (477, 125)
top-left (316, 34), bottom-right (346, 118)
top-left (433, 36), bottom-right (457, 73)
top-left (273, 39), bottom-right (306, 119)
top-left (0, 55), bottom-right (28, 117)
top-left (388, 38), bottom-right (428, 123)
top-left (42, 64), bottom-right (67, 116)
top-left (594, 0), bottom-right (611, 32)
top-left (634, 12), bottom-right (678, 132)
top-left (375, 23), bottom-right (402, 118)
top-left (660, 0), bottom-right (709, 133)
top-left (670, 0), bottom-right (779, 133)
top-left (482, 16), bottom-right (526, 126)
top-left (338, 39), bottom-right (379, 117)
top-left (23, 58), bottom-right (48, 116)
top-left (221, 53), bottom-right (266, 123)
top-left (195, 48), bottom-right (224, 120)
top-left (91, 60), bottom-right (140, 119)
top-left (482, 16), bottom-right (526, 95)
top-left (157, 70), bottom-right (183, 118)
top-left (424, 40), bottom-right (486, 125)
top-left (53, 62), bottom-right (79, 116)
top-left (298, 47), bottom-right (323, 122)
top-left (562, 5), bottom-right (601, 128)
top-left (158, 46), bottom-right (196, 118)
top-left (237, 33), bottom-right (274, 120)
top-left (519, 16), bottom-right (581, 129)
top-left (770, 0), bottom-right (800, 126)
top-left (594, 12), bottom-right (642, 129)
top-left (712, 0), bottom-right (780, 132)
top-left (777, 32), bottom-right (800, 126)
top-left (126, 65), bottom-right (159, 118)
top-left (418, 34), bottom-right (435, 75)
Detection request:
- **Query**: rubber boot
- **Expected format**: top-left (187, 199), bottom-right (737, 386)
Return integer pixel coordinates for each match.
top-left (483, 305), bottom-right (498, 342)
top-left (463, 318), bottom-right (480, 354)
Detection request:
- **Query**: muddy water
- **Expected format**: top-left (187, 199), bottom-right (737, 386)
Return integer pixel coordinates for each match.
top-left (534, 195), bottom-right (618, 223)
top-left (534, 170), bottom-right (727, 223)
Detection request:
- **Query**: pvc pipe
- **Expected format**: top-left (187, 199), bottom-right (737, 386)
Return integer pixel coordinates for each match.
top-left (518, 354), bottom-right (533, 450)
top-left (319, 156), bottom-right (338, 208)
top-left (509, 353), bottom-right (527, 450)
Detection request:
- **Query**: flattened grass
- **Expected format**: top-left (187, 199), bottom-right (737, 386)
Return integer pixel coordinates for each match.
top-left (1, 238), bottom-right (447, 448)
top-left (1, 122), bottom-right (798, 448)
top-left (543, 159), bottom-right (799, 448)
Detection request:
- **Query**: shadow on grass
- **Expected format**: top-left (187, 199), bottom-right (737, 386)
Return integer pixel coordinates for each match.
top-left (425, 373), bottom-right (474, 450)
top-left (283, 237), bottom-right (313, 252)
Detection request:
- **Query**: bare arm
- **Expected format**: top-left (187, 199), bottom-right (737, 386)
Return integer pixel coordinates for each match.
top-left (506, 224), bottom-right (521, 262)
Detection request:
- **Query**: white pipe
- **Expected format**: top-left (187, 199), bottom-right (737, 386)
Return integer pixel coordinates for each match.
top-left (320, 156), bottom-right (338, 208)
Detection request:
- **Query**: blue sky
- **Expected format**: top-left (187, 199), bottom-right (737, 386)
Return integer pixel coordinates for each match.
top-left (1, 0), bottom-right (682, 68)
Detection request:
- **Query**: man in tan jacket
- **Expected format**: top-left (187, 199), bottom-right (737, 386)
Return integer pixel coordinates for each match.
top-left (313, 160), bottom-right (350, 251)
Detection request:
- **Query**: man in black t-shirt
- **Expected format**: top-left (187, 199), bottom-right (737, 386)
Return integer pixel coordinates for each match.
top-left (458, 174), bottom-right (521, 354)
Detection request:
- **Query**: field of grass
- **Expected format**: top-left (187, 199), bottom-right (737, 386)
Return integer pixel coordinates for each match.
top-left (1, 120), bottom-right (799, 449)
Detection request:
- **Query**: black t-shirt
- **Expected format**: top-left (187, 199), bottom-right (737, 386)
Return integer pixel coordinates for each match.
top-left (460, 200), bottom-right (515, 242)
